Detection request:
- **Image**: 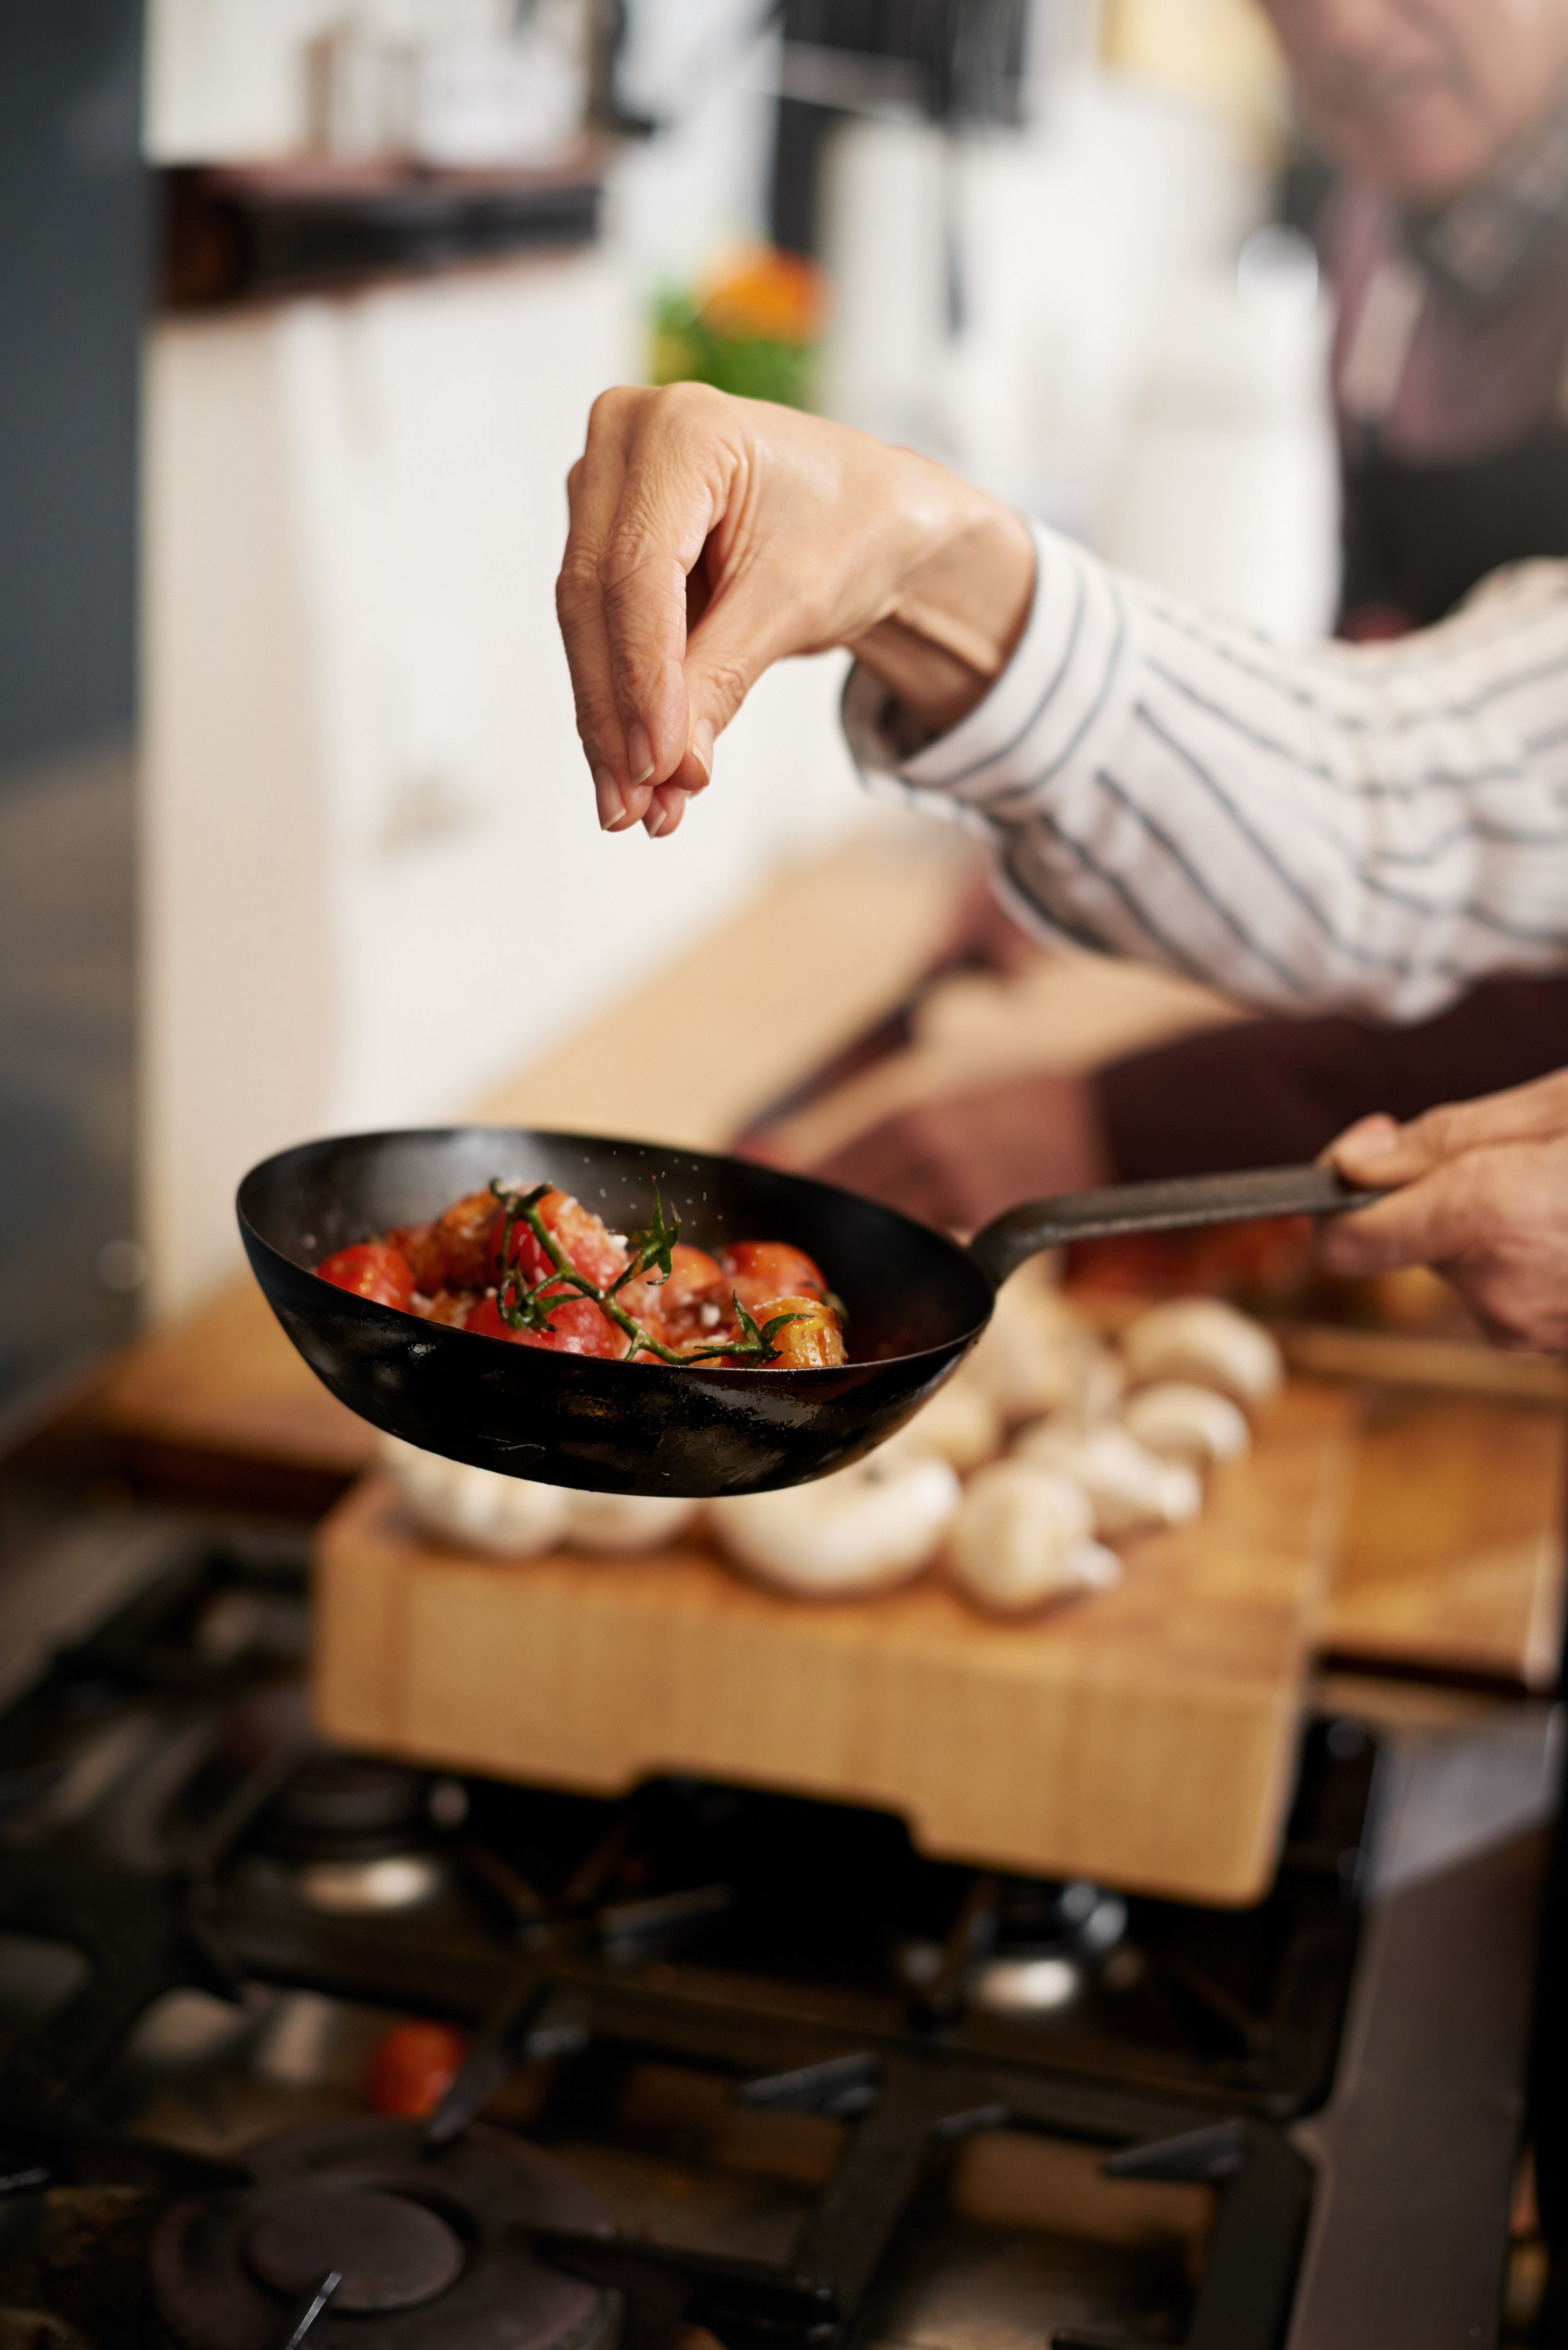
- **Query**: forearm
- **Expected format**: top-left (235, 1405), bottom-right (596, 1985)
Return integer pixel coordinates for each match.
top-left (849, 531), bottom-right (1568, 1021)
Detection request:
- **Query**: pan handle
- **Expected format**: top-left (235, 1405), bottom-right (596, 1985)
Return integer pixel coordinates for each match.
top-left (966, 1163), bottom-right (1389, 1292)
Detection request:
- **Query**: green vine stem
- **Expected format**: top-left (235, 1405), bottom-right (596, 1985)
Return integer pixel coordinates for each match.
top-left (489, 1180), bottom-right (801, 1367)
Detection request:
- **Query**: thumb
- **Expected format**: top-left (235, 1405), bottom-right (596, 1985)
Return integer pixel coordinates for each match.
top-left (1330, 1073), bottom-right (1568, 1189)
top-left (1327, 1113), bottom-right (1428, 1186)
top-left (677, 544), bottom-right (836, 804)
top-left (636, 633), bottom-right (759, 833)
top-left (614, 536), bottom-right (789, 839)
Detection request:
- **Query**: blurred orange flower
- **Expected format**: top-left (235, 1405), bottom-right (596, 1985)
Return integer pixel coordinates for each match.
top-left (696, 244), bottom-right (830, 347)
top-left (652, 243), bottom-right (831, 410)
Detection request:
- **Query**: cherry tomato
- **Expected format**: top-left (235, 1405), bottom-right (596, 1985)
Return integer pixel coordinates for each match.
top-left (615, 1268), bottom-right (673, 1348)
top-left (317, 1243), bottom-right (416, 1312)
top-left (364, 2020), bottom-right (469, 2119)
top-left (482, 1189), bottom-right (633, 1357)
top-left (654, 1243), bottom-right (735, 1351)
top-left (466, 1289), bottom-right (627, 1358)
top-left (748, 1293), bottom-right (847, 1369)
top-left (491, 1188), bottom-right (628, 1292)
top-left (387, 1219), bottom-right (434, 1283)
top-left (401, 1190), bottom-right (503, 1292)
top-left (719, 1241), bottom-right (828, 1314)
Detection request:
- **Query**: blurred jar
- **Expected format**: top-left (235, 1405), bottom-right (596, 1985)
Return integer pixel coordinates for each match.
top-left (1098, 224), bottom-right (1338, 643)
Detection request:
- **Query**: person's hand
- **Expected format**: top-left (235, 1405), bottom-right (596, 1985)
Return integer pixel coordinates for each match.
top-left (1322, 1069), bottom-right (1568, 1351)
top-left (556, 383), bottom-right (1035, 838)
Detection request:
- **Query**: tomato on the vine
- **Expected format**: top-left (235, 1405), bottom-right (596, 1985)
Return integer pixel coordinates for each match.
top-left (746, 1293), bottom-right (847, 1369)
top-left (491, 1188), bottom-right (628, 1291)
top-left (466, 1289), bottom-right (627, 1358)
top-left (316, 1243), bottom-right (416, 1313)
top-left (315, 1173), bottom-right (849, 1372)
top-left (395, 1190), bottom-right (500, 1293)
top-left (654, 1243), bottom-right (733, 1350)
top-left (719, 1241), bottom-right (828, 1314)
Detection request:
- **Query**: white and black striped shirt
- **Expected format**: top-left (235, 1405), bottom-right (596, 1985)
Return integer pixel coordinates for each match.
top-left (845, 524), bottom-right (1568, 1023)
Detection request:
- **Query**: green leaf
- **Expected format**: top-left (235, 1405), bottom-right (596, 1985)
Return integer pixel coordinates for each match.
top-left (498, 1283), bottom-right (555, 1334)
top-left (628, 1184), bottom-right (680, 1288)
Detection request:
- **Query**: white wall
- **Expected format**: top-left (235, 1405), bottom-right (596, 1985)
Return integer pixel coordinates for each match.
top-left (142, 249), bottom-right (866, 1315)
top-left (818, 70), bottom-right (1338, 640)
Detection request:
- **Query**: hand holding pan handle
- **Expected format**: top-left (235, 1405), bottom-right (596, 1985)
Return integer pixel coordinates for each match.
top-left (966, 1163), bottom-right (1389, 1292)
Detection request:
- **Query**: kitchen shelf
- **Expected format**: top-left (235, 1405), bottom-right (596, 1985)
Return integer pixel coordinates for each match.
top-left (160, 150), bottom-right (604, 310)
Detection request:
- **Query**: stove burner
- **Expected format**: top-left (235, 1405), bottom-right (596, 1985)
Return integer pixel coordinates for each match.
top-left (261, 1756), bottom-right (433, 1863)
top-left (294, 1855), bottom-right (444, 1913)
top-left (149, 2118), bottom-right (622, 2350)
top-left (971, 1954), bottom-right (1082, 2014)
top-left (245, 2186), bottom-right (464, 2311)
top-left (970, 1880), bottom-right (1129, 2016)
top-left (898, 1878), bottom-right (1130, 2017)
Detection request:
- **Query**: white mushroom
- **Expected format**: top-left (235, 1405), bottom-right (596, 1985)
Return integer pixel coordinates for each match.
top-left (1057, 1337), bottom-right (1126, 1431)
top-left (1119, 1298), bottom-right (1283, 1409)
top-left (709, 1446), bottom-right (961, 1599)
top-left (1013, 1419), bottom-right (1202, 1537)
top-left (566, 1492), bottom-right (702, 1555)
top-left (947, 1459), bottom-right (1121, 1618)
top-left (1121, 1382), bottom-right (1251, 1470)
top-left (964, 1266), bottom-right (1091, 1425)
top-left (900, 1361), bottom-right (1004, 1473)
top-left (381, 1434), bottom-right (571, 1558)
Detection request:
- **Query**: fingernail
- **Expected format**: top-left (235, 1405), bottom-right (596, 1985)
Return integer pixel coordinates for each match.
top-left (687, 718), bottom-right (714, 788)
top-left (627, 720), bottom-right (655, 787)
top-left (1348, 1116), bottom-right (1401, 1162)
top-left (593, 766), bottom-right (627, 831)
top-left (645, 801), bottom-right (668, 838)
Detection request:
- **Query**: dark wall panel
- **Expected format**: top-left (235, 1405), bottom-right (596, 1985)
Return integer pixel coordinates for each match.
top-left (0, 1), bottom-right (145, 1438)
top-left (0, 0), bottom-right (146, 772)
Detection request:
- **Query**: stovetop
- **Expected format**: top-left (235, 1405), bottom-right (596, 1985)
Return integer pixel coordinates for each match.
top-left (0, 1515), bottom-right (1549, 2349)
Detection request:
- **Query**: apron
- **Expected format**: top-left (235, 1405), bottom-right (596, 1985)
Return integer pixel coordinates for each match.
top-left (1341, 426), bottom-right (1568, 632)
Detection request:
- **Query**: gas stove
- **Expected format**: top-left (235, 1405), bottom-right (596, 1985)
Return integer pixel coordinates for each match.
top-left (0, 1516), bottom-right (1554, 2348)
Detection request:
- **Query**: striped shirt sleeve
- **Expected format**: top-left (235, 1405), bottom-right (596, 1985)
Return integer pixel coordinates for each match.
top-left (843, 521), bottom-right (1568, 1022)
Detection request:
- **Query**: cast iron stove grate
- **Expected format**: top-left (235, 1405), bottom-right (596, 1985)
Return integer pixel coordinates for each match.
top-left (0, 1524), bottom-right (1378, 2348)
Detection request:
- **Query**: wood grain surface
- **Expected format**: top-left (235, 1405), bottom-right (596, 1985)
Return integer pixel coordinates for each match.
top-left (1321, 1390), bottom-right (1566, 1687)
top-left (87, 1276), bottom-right (378, 1477)
top-left (315, 1383), bottom-right (1353, 1906)
top-left (80, 1298), bottom-right (1566, 1694)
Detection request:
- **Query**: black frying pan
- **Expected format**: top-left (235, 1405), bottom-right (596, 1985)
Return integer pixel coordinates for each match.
top-left (238, 1127), bottom-right (1380, 1498)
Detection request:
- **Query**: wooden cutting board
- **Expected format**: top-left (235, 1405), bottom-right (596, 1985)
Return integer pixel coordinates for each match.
top-left (1321, 1389), bottom-right (1566, 1688)
top-left (77, 1269), bottom-right (1566, 1693)
top-left (315, 1383), bottom-right (1353, 1907)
